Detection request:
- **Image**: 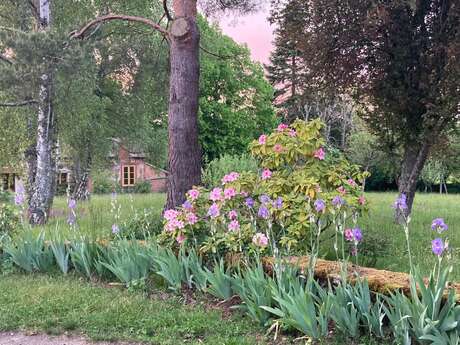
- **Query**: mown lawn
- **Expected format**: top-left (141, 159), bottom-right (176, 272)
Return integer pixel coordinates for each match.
top-left (0, 274), bottom-right (388, 345)
top-left (0, 274), bottom-right (263, 345)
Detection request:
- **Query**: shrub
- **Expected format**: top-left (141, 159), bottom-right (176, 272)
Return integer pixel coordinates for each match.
top-left (133, 180), bottom-right (151, 194)
top-left (92, 170), bottom-right (116, 194)
top-left (0, 190), bottom-right (12, 203)
top-left (202, 153), bottom-right (258, 188)
top-left (160, 119), bottom-right (368, 256)
top-left (0, 203), bottom-right (20, 236)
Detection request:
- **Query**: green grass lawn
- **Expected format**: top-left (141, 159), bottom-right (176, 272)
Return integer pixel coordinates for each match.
top-left (0, 274), bottom-right (264, 345)
top-left (40, 192), bottom-right (460, 278)
top-left (361, 192), bottom-right (460, 279)
top-left (0, 273), bottom-right (388, 345)
top-left (38, 193), bottom-right (166, 239)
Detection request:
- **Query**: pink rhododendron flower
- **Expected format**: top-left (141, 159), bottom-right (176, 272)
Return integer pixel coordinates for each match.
top-left (288, 129), bottom-right (297, 137)
top-left (347, 178), bottom-right (357, 187)
top-left (261, 169), bottom-right (272, 180)
top-left (273, 144), bottom-right (283, 153)
top-left (224, 188), bottom-right (237, 199)
top-left (227, 210), bottom-right (238, 219)
top-left (186, 212), bottom-right (198, 225)
top-left (314, 147), bottom-right (325, 160)
top-left (221, 172), bottom-right (240, 184)
top-left (337, 186), bottom-right (346, 195)
top-left (228, 220), bottom-right (240, 232)
top-left (253, 233), bottom-right (269, 248)
top-left (258, 134), bottom-right (267, 145)
top-left (358, 195), bottom-right (366, 205)
top-left (164, 209), bottom-right (180, 221)
top-left (187, 189), bottom-right (200, 200)
top-left (240, 191), bottom-right (249, 197)
top-left (345, 228), bottom-right (354, 241)
top-left (176, 234), bottom-right (186, 244)
top-left (277, 123), bottom-right (289, 132)
top-left (210, 187), bottom-right (223, 201)
top-left (165, 219), bottom-right (185, 232)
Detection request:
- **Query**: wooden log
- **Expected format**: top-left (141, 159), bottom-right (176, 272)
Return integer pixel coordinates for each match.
top-left (263, 256), bottom-right (460, 301)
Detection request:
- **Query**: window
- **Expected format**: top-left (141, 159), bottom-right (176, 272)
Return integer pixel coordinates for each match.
top-left (122, 165), bottom-right (135, 186)
top-left (1, 173), bottom-right (15, 191)
top-left (58, 172), bottom-right (68, 185)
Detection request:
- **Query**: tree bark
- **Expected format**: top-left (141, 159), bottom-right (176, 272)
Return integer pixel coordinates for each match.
top-left (165, 7), bottom-right (202, 210)
top-left (28, 0), bottom-right (57, 225)
top-left (395, 140), bottom-right (432, 223)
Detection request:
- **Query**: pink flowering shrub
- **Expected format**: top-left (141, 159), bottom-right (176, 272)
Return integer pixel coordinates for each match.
top-left (160, 119), bottom-right (368, 255)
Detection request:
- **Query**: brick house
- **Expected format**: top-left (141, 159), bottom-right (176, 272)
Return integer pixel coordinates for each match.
top-left (1, 141), bottom-right (167, 193)
top-left (107, 140), bottom-right (167, 193)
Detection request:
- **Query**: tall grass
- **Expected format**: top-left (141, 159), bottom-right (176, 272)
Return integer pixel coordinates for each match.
top-left (38, 193), bottom-right (165, 239)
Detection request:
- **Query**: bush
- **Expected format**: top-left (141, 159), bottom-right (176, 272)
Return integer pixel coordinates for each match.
top-left (0, 190), bottom-right (12, 203)
top-left (133, 180), bottom-right (151, 194)
top-left (202, 153), bottom-right (258, 188)
top-left (0, 203), bottom-right (20, 236)
top-left (92, 170), bottom-right (116, 194)
top-left (160, 119), bottom-right (368, 256)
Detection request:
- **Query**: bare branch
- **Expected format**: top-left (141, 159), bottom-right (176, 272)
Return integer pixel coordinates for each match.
top-left (70, 14), bottom-right (169, 40)
top-left (200, 45), bottom-right (244, 65)
top-left (0, 99), bottom-right (38, 107)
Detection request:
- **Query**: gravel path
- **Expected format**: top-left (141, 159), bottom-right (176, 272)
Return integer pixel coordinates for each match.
top-left (0, 332), bottom-right (141, 345)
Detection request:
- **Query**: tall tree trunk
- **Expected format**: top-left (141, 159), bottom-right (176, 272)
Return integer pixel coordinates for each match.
top-left (395, 140), bottom-right (431, 223)
top-left (28, 0), bottom-right (57, 224)
top-left (165, 0), bottom-right (201, 210)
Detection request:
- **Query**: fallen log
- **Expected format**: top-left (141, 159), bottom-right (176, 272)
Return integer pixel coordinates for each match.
top-left (263, 256), bottom-right (460, 301)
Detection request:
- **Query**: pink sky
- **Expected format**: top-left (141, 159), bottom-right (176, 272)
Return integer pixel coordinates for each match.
top-left (219, 8), bottom-right (274, 65)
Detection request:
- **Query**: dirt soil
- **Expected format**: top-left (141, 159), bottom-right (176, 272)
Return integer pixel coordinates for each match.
top-left (0, 332), bottom-right (142, 345)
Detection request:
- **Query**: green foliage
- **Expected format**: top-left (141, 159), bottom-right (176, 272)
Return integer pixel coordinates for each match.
top-left (49, 231), bottom-right (70, 274)
top-left (70, 238), bottom-right (101, 279)
top-left (262, 278), bottom-right (331, 340)
top-left (205, 259), bottom-right (233, 300)
top-left (0, 203), bottom-right (20, 236)
top-left (232, 263), bottom-right (273, 326)
top-left (161, 119), bottom-right (368, 255)
top-left (202, 153), bottom-right (258, 188)
top-left (153, 247), bottom-right (184, 291)
top-left (100, 240), bottom-right (155, 287)
top-left (198, 17), bottom-right (277, 162)
top-left (180, 248), bottom-right (208, 290)
top-left (133, 180), bottom-right (151, 194)
top-left (92, 170), bottom-right (116, 194)
top-left (0, 190), bottom-right (12, 203)
top-left (120, 208), bottom-right (163, 239)
top-left (384, 268), bottom-right (460, 345)
top-left (3, 231), bottom-right (54, 273)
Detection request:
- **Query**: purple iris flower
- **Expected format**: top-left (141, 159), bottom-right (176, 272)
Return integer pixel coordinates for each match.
top-left (431, 218), bottom-right (448, 233)
top-left (112, 224), bottom-right (120, 234)
top-left (393, 193), bottom-right (407, 210)
top-left (432, 238), bottom-right (445, 256)
top-left (259, 194), bottom-right (271, 204)
top-left (273, 197), bottom-right (283, 209)
top-left (245, 197), bottom-right (255, 208)
top-left (14, 182), bottom-right (25, 206)
top-left (207, 203), bottom-right (220, 218)
top-left (68, 199), bottom-right (77, 210)
top-left (314, 199), bottom-right (326, 212)
top-left (352, 227), bottom-right (363, 242)
top-left (182, 200), bottom-right (193, 211)
top-left (332, 196), bottom-right (344, 207)
top-left (258, 206), bottom-right (270, 219)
